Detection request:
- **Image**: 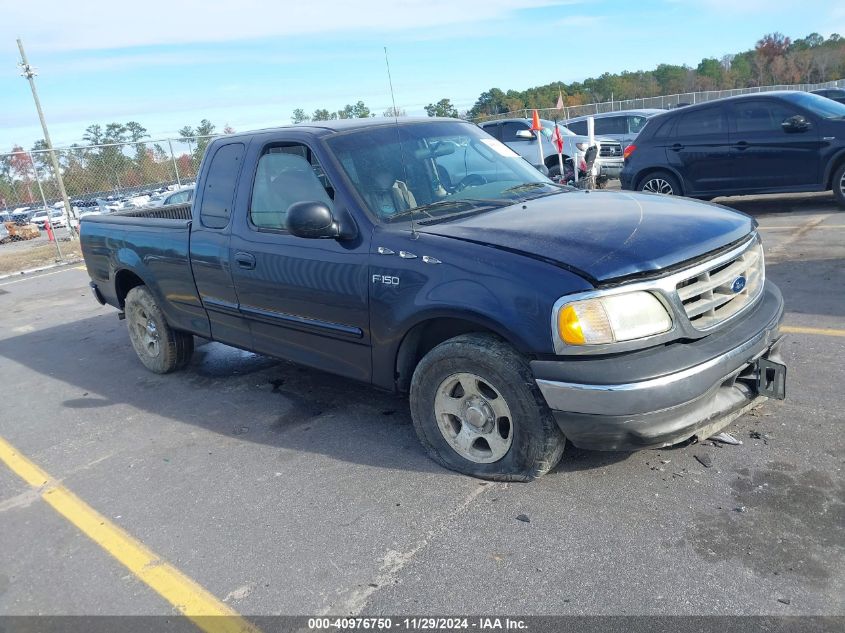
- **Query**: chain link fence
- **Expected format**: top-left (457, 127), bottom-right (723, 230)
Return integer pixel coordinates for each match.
top-left (0, 136), bottom-right (215, 220)
top-left (475, 78), bottom-right (845, 122)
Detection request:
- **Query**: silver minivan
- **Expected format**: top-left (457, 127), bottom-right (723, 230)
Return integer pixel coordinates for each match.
top-left (564, 109), bottom-right (664, 150)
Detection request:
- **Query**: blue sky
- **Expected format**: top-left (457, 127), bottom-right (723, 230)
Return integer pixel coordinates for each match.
top-left (1, 0), bottom-right (842, 150)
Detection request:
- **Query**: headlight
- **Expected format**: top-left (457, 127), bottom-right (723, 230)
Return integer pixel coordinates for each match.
top-left (575, 142), bottom-right (589, 151)
top-left (556, 291), bottom-right (672, 346)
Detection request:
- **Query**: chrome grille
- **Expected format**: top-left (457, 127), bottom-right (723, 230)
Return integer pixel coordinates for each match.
top-left (676, 240), bottom-right (764, 330)
top-left (599, 143), bottom-right (622, 157)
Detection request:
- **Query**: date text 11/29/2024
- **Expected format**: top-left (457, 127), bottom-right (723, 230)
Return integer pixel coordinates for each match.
top-left (307, 617), bottom-right (527, 630)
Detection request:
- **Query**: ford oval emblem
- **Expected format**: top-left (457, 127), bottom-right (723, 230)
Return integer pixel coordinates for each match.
top-left (731, 276), bottom-right (747, 293)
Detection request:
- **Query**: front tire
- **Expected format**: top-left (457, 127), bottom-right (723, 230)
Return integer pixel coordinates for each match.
top-left (409, 333), bottom-right (565, 481)
top-left (638, 171), bottom-right (681, 196)
top-left (833, 163), bottom-right (845, 209)
top-left (125, 286), bottom-right (193, 374)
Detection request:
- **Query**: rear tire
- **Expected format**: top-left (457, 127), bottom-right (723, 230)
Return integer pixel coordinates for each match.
top-left (125, 286), bottom-right (193, 374)
top-left (409, 333), bottom-right (565, 481)
top-left (833, 163), bottom-right (845, 209)
top-left (638, 171), bottom-right (682, 196)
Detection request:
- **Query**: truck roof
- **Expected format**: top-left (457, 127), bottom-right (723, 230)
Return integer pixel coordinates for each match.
top-left (219, 117), bottom-right (464, 143)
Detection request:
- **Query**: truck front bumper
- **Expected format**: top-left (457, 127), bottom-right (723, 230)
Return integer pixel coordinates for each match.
top-left (531, 281), bottom-right (785, 451)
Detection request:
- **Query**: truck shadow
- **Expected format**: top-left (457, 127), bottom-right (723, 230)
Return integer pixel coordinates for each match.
top-left (0, 313), bottom-right (628, 476)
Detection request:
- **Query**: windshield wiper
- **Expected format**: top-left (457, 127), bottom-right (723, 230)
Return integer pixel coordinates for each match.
top-left (385, 198), bottom-right (507, 223)
top-left (502, 182), bottom-right (551, 194)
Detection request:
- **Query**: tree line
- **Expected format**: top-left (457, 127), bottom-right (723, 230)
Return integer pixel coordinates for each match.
top-left (291, 31), bottom-right (844, 122)
top-left (1, 119), bottom-right (230, 208)
top-left (467, 32), bottom-right (844, 118)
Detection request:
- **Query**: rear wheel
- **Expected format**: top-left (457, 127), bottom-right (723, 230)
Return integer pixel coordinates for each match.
top-left (409, 333), bottom-right (565, 481)
top-left (638, 171), bottom-right (681, 196)
top-left (833, 163), bottom-right (845, 209)
top-left (125, 286), bottom-right (193, 374)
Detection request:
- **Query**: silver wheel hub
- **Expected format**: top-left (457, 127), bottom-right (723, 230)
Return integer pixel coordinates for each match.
top-left (434, 372), bottom-right (513, 464)
top-left (130, 306), bottom-right (161, 358)
top-left (643, 178), bottom-right (674, 195)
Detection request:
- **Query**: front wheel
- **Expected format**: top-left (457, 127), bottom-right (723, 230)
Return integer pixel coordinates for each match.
top-left (125, 286), bottom-right (193, 374)
top-left (638, 171), bottom-right (681, 196)
top-left (409, 333), bottom-right (565, 481)
top-left (833, 163), bottom-right (845, 209)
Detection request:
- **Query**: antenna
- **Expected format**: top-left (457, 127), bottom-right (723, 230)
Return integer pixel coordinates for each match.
top-left (384, 46), bottom-right (418, 239)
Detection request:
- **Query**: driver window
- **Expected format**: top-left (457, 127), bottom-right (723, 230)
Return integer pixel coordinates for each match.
top-left (250, 145), bottom-right (334, 231)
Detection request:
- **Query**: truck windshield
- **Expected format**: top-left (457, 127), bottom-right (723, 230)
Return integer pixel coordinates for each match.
top-left (325, 121), bottom-right (563, 224)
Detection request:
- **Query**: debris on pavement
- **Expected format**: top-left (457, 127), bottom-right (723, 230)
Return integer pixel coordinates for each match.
top-left (694, 453), bottom-right (713, 468)
top-left (516, 514), bottom-right (531, 523)
top-left (711, 432), bottom-right (742, 445)
top-left (777, 598), bottom-right (791, 605)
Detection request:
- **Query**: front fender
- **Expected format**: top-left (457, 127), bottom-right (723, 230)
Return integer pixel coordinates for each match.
top-left (368, 229), bottom-right (594, 389)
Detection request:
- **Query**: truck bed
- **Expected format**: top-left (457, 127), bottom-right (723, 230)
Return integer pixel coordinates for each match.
top-left (112, 202), bottom-right (193, 221)
top-left (80, 207), bottom-right (209, 337)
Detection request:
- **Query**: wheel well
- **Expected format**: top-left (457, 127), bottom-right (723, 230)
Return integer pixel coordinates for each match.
top-left (114, 270), bottom-right (145, 307)
top-left (825, 154), bottom-right (845, 189)
top-left (394, 318), bottom-right (501, 393)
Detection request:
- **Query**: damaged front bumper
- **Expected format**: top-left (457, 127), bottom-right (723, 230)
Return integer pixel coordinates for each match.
top-left (532, 281), bottom-right (786, 451)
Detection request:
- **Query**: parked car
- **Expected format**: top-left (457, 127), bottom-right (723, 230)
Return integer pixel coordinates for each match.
top-left (564, 109), bottom-right (664, 150)
top-left (146, 187), bottom-right (195, 208)
top-left (0, 221), bottom-right (9, 244)
top-left (810, 88), bottom-right (845, 105)
top-left (81, 117), bottom-right (786, 481)
top-left (479, 118), bottom-right (624, 181)
top-left (621, 91), bottom-right (845, 207)
top-left (31, 208), bottom-right (68, 229)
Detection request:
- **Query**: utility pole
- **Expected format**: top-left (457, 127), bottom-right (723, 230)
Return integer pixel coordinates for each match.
top-left (17, 38), bottom-right (78, 238)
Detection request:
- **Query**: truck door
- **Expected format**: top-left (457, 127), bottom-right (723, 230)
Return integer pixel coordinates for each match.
top-left (189, 141), bottom-right (253, 349)
top-left (228, 138), bottom-right (372, 382)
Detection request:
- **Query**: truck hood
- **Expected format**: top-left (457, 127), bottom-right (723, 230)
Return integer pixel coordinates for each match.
top-left (416, 191), bottom-right (753, 283)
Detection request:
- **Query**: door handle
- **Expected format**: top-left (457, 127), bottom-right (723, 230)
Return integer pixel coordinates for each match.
top-left (670, 143), bottom-right (684, 151)
top-left (235, 252), bottom-right (256, 270)
top-left (734, 141), bottom-right (749, 150)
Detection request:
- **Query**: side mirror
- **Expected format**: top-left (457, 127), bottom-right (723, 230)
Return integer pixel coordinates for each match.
top-left (286, 201), bottom-right (340, 239)
top-left (515, 129), bottom-right (535, 140)
top-left (782, 115), bottom-right (810, 133)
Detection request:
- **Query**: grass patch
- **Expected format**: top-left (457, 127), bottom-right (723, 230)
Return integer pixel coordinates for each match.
top-left (0, 242), bottom-right (82, 275)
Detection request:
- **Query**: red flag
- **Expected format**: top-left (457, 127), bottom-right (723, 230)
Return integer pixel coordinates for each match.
top-left (530, 109), bottom-right (542, 131)
top-left (556, 89), bottom-right (564, 110)
top-left (551, 124), bottom-right (564, 154)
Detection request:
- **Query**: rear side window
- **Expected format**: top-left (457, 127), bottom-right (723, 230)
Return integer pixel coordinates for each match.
top-left (480, 123), bottom-right (502, 141)
top-left (567, 120), bottom-right (588, 135)
top-left (199, 143), bottom-right (245, 229)
top-left (628, 116), bottom-right (648, 133)
top-left (500, 121), bottom-right (530, 142)
top-left (594, 116), bottom-right (627, 135)
top-left (674, 108), bottom-right (726, 137)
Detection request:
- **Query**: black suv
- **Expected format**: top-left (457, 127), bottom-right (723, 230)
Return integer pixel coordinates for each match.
top-left (621, 91), bottom-right (845, 207)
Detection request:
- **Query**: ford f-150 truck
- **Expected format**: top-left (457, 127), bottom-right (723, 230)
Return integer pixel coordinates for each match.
top-left (81, 118), bottom-right (786, 481)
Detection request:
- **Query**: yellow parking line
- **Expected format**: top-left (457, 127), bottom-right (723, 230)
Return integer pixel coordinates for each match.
top-left (782, 325), bottom-right (845, 337)
top-left (75, 265), bottom-right (87, 270)
top-left (0, 435), bottom-right (260, 633)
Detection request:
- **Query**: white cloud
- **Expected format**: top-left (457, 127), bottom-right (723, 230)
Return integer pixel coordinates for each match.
top-left (5, 0), bottom-right (583, 53)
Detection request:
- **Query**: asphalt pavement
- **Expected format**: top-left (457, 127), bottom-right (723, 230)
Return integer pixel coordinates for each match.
top-left (0, 192), bottom-right (842, 626)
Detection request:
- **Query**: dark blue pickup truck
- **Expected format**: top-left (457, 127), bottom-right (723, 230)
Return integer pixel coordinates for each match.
top-left (81, 118), bottom-right (786, 481)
